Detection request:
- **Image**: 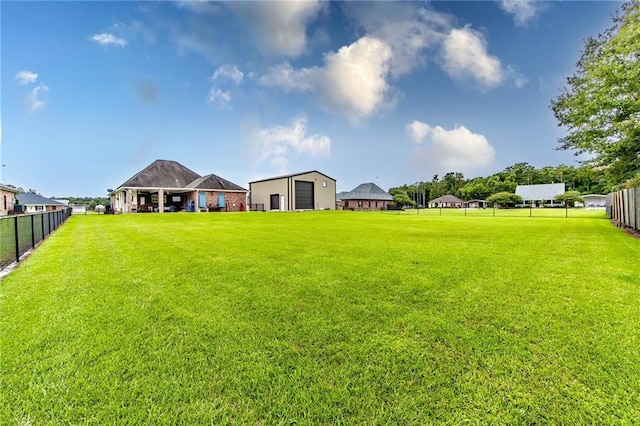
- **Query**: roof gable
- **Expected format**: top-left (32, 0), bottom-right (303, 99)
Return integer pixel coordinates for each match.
top-left (0, 184), bottom-right (19, 193)
top-left (249, 170), bottom-right (335, 184)
top-left (118, 160), bottom-right (201, 189)
top-left (430, 195), bottom-right (464, 204)
top-left (340, 182), bottom-right (393, 201)
top-left (515, 183), bottom-right (565, 201)
top-left (187, 174), bottom-right (247, 192)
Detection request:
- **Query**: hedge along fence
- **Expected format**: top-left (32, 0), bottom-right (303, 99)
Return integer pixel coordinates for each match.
top-left (606, 188), bottom-right (640, 231)
top-left (0, 208), bottom-right (72, 271)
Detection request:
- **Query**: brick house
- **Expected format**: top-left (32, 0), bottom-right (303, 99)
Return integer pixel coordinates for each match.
top-left (428, 194), bottom-right (466, 208)
top-left (110, 160), bottom-right (248, 213)
top-left (338, 182), bottom-right (393, 211)
top-left (0, 184), bottom-right (19, 215)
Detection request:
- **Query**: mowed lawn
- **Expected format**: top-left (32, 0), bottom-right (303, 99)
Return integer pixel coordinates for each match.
top-left (2, 211), bottom-right (639, 424)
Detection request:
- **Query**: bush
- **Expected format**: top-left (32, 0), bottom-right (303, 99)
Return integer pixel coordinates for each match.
top-left (487, 192), bottom-right (523, 207)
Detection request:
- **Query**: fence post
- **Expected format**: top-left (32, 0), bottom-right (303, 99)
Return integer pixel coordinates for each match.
top-left (41, 213), bottom-right (45, 238)
top-left (31, 214), bottom-right (35, 248)
top-left (14, 217), bottom-right (20, 263)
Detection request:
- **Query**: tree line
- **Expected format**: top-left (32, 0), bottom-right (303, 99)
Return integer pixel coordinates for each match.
top-left (388, 163), bottom-right (617, 207)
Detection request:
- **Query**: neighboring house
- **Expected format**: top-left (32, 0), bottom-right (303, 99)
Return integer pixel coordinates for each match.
top-left (338, 183), bottom-right (393, 211)
top-left (580, 194), bottom-right (607, 208)
top-left (16, 193), bottom-right (67, 213)
top-left (110, 159), bottom-right (248, 213)
top-left (515, 183), bottom-right (565, 206)
top-left (467, 199), bottom-right (488, 208)
top-left (249, 171), bottom-right (336, 211)
top-left (429, 195), bottom-right (465, 208)
top-left (0, 184), bottom-right (19, 215)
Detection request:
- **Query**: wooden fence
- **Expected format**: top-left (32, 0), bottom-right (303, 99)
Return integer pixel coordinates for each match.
top-left (606, 188), bottom-right (640, 231)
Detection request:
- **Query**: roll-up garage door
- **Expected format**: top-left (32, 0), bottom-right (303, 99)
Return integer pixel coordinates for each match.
top-left (295, 181), bottom-right (314, 210)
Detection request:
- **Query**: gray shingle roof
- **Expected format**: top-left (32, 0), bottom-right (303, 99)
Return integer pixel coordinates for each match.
top-left (336, 191), bottom-right (349, 201)
top-left (187, 174), bottom-right (247, 192)
top-left (515, 183), bottom-right (565, 201)
top-left (430, 195), bottom-right (464, 204)
top-left (118, 160), bottom-right (201, 189)
top-left (340, 183), bottom-right (393, 201)
top-left (16, 193), bottom-right (65, 206)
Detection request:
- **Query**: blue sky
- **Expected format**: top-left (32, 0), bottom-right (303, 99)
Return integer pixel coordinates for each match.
top-left (1, 1), bottom-right (623, 197)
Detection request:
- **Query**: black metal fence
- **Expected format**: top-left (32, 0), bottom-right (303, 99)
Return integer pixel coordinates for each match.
top-left (0, 208), bottom-right (72, 271)
top-left (607, 188), bottom-right (639, 231)
top-left (249, 203), bottom-right (265, 212)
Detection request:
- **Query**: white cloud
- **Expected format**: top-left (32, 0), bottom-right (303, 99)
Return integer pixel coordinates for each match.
top-left (440, 26), bottom-right (504, 91)
top-left (320, 36), bottom-right (393, 122)
top-left (25, 83), bottom-right (49, 112)
top-left (90, 33), bottom-right (127, 47)
top-left (210, 65), bottom-right (244, 85)
top-left (346, 3), bottom-right (451, 77)
top-left (406, 120), bottom-right (431, 143)
top-left (251, 116), bottom-right (330, 168)
top-left (207, 65), bottom-right (244, 107)
top-left (206, 87), bottom-right (232, 106)
top-left (258, 62), bottom-right (317, 92)
top-left (259, 36), bottom-right (393, 122)
top-left (499, 0), bottom-right (546, 27)
top-left (226, 0), bottom-right (323, 58)
top-left (14, 71), bottom-right (38, 85)
top-left (407, 121), bottom-right (496, 175)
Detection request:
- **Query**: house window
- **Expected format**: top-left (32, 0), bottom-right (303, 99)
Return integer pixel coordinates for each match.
top-left (3, 195), bottom-right (6, 210)
top-left (322, 180), bottom-right (327, 187)
top-left (151, 194), bottom-right (158, 203)
top-left (358, 201), bottom-right (363, 207)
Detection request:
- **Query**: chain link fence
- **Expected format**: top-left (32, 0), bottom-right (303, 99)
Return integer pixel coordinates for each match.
top-left (0, 208), bottom-right (72, 271)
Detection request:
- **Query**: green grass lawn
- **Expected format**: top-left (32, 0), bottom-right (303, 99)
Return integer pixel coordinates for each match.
top-left (2, 211), bottom-right (639, 424)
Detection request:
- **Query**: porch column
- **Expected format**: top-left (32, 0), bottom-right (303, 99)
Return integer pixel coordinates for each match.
top-left (158, 189), bottom-right (164, 213)
top-left (126, 189), bottom-right (132, 213)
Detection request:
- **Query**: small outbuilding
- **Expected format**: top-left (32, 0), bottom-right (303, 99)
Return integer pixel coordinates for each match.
top-left (338, 182), bottom-right (393, 211)
top-left (429, 195), bottom-right (465, 208)
top-left (580, 194), bottom-right (607, 208)
top-left (467, 199), bottom-right (488, 208)
top-left (515, 183), bottom-right (565, 207)
top-left (249, 171), bottom-right (336, 211)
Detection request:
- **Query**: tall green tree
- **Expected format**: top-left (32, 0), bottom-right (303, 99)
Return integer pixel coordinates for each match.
top-left (551, 1), bottom-right (640, 184)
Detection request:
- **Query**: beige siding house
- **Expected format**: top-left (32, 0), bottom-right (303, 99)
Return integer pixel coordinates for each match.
top-left (249, 171), bottom-right (336, 211)
top-left (0, 184), bottom-right (18, 215)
